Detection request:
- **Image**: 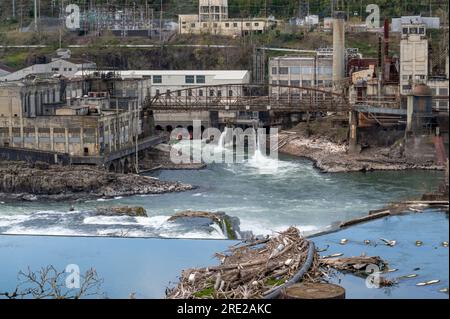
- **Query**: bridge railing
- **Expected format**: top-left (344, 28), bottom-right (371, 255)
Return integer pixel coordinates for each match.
top-left (144, 84), bottom-right (350, 112)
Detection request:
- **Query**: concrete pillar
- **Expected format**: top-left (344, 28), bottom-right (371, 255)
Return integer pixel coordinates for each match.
top-left (348, 110), bottom-right (359, 153)
top-left (80, 127), bottom-right (84, 154)
top-left (64, 128), bottom-right (69, 153)
top-left (332, 12), bottom-right (346, 91)
top-left (34, 126), bottom-right (39, 148)
top-left (50, 127), bottom-right (54, 151)
top-left (406, 95), bottom-right (414, 133)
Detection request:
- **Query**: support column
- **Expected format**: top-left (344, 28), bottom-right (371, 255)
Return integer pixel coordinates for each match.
top-left (34, 126), bottom-right (39, 148)
top-left (64, 128), bottom-right (69, 153)
top-left (50, 127), bottom-right (54, 151)
top-left (80, 127), bottom-right (84, 154)
top-left (348, 110), bottom-right (359, 154)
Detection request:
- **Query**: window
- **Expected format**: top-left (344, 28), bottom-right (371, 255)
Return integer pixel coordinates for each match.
top-left (196, 75), bottom-right (206, 83)
top-left (209, 90), bottom-right (215, 97)
top-left (246, 23), bottom-right (251, 27)
top-left (290, 80), bottom-right (300, 86)
top-left (402, 28), bottom-right (408, 34)
top-left (233, 23), bottom-right (238, 27)
top-left (279, 67), bottom-right (289, 75)
top-left (213, 23), bottom-right (218, 28)
top-left (272, 80), bottom-right (277, 85)
top-left (166, 89), bottom-right (171, 95)
top-left (153, 75), bottom-right (162, 83)
top-left (217, 90), bottom-right (222, 97)
top-left (279, 80), bottom-right (288, 86)
top-left (225, 23), bottom-right (230, 27)
top-left (228, 90), bottom-right (233, 97)
top-left (203, 23), bottom-right (208, 28)
top-left (155, 89), bottom-right (160, 95)
top-left (64, 68), bottom-right (67, 71)
top-left (177, 91), bottom-right (182, 97)
top-left (188, 89), bottom-right (193, 97)
top-left (418, 28), bottom-right (425, 34)
top-left (272, 67), bottom-right (277, 75)
top-left (409, 27), bottom-right (417, 34)
top-left (199, 89), bottom-right (204, 97)
top-left (440, 88), bottom-right (448, 96)
top-left (290, 67), bottom-right (301, 74)
top-left (191, 23), bottom-right (196, 28)
top-left (185, 75), bottom-right (195, 84)
top-left (254, 23), bottom-right (259, 27)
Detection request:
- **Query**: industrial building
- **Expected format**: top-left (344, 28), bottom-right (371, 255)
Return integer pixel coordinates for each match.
top-left (399, 22), bottom-right (429, 95)
top-left (75, 70), bottom-right (250, 99)
top-left (268, 55), bottom-right (333, 96)
top-left (178, 0), bottom-right (277, 36)
top-left (0, 57), bottom-right (97, 82)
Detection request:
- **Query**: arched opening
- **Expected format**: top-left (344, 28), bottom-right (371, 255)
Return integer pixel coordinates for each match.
top-left (108, 162), bottom-right (116, 172)
top-left (123, 159), bottom-right (130, 174)
top-left (166, 125), bottom-right (173, 132)
top-left (155, 125), bottom-right (163, 131)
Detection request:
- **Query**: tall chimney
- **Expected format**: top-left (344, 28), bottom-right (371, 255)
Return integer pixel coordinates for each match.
top-left (332, 11), bottom-right (346, 89)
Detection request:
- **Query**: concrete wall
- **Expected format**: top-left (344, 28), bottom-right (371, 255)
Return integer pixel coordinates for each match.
top-left (0, 147), bottom-right (70, 165)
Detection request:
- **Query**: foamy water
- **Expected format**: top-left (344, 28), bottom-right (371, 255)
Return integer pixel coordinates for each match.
top-left (0, 136), bottom-right (443, 239)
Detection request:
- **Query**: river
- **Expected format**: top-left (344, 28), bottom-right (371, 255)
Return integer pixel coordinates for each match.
top-left (0, 141), bottom-right (443, 239)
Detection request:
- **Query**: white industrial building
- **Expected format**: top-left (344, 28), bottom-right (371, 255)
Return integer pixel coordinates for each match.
top-left (75, 70), bottom-right (250, 98)
top-left (399, 23), bottom-right (429, 95)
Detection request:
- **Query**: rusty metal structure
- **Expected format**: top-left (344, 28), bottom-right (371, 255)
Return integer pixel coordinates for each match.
top-left (143, 83), bottom-right (350, 113)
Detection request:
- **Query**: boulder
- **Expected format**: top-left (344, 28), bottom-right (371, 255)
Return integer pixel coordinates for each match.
top-left (96, 206), bottom-right (148, 217)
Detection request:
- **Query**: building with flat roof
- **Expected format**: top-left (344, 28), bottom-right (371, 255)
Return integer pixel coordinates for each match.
top-left (0, 58), bottom-right (97, 82)
top-left (269, 55), bottom-right (333, 97)
top-left (74, 70), bottom-right (250, 98)
top-left (400, 23), bottom-right (429, 95)
top-left (178, 0), bottom-right (276, 36)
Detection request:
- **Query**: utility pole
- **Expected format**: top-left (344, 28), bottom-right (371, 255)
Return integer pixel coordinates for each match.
top-left (159, 0), bottom-right (163, 42)
top-left (34, 0), bottom-right (38, 31)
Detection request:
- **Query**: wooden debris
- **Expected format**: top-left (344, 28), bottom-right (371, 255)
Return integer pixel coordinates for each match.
top-left (166, 227), bottom-right (320, 299)
top-left (320, 256), bottom-right (388, 274)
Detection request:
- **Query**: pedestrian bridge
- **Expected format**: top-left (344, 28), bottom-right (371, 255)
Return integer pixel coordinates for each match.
top-left (144, 84), bottom-right (351, 113)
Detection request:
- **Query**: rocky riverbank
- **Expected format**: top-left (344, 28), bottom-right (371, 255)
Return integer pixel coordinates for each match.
top-left (279, 125), bottom-right (443, 173)
top-left (0, 161), bottom-right (193, 202)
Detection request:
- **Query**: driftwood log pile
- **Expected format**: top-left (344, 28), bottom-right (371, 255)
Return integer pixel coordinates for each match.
top-left (166, 227), bottom-right (321, 299)
top-left (166, 227), bottom-right (391, 299)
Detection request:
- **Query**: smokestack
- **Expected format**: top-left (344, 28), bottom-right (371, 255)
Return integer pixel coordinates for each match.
top-left (332, 11), bottom-right (346, 88)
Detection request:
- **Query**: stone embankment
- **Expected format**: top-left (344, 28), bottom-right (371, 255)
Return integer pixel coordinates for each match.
top-left (0, 161), bottom-right (193, 201)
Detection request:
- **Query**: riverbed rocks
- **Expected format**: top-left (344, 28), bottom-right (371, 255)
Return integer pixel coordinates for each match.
top-left (168, 210), bottom-right (252, 240)
top-left (96, 206), bottom-right (148, 217)
top-left (0, 161), bottom-right (193, 201)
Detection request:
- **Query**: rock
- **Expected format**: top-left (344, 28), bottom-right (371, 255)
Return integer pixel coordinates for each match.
top-left (96, 206), bottom-right (148, 217)
top-left (168, 210), bottom-right (252, 240)
top-left (0, 161), bottom-right (193, 201)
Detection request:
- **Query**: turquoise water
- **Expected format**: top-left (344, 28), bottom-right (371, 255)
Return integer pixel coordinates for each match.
top-left (0, 210), bottom-right (447, 299)
top-left (0, 152), bottom-right (443, 239)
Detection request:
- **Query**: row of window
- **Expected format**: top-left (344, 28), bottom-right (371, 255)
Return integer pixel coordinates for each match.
top-left (271, 80), bottom-right (332, 86)
top-left (402, 27), bottom-right (425, 35)
top-left (185, 22), bottom-right (261, 28)
top-left (150, 75), bottom-right (206, 84)
top-left (155, 89), bottom-right (234, 97)
top-left (51, 67), bottom-right (73, 72)
top-left (272, 66), bottom-right (332, 75)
